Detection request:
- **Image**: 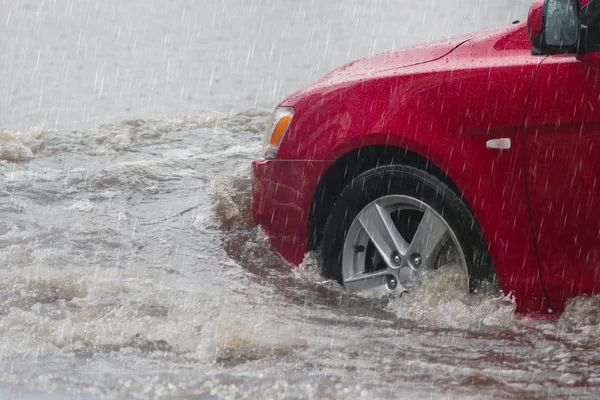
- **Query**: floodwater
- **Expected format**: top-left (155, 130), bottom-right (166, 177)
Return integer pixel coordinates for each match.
top-left (1, 0), bottom-right (600, 398)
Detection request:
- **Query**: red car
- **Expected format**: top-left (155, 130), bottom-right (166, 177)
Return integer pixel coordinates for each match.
top-left (251, 0), bottom-right (600, 315)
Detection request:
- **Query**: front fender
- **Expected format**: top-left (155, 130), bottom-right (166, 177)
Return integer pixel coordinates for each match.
top-left (277, 52), bottom-right (548, 312)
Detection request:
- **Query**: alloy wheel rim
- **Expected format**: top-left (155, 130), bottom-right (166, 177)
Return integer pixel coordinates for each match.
top-left (341, 195), bottom-right (468, 294)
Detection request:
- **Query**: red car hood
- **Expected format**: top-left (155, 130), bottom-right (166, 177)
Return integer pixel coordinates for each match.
top-left (322, 35), bottom-right (472, 84)
top-left (281, 29), bottom-right (504, 105)
top-left (281, 35), bottom-right (474, 105)
top-left (280, 24), bottom-right (530, 108)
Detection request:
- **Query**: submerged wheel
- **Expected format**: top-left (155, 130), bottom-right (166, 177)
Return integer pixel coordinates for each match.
top-left (320, 165), bottom-right (493, 294)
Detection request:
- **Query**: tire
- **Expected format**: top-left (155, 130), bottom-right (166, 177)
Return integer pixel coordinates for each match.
top-left (320, 165), bottom-right (493, 293)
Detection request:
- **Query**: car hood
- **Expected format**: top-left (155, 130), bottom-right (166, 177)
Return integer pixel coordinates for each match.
top-left (280, 28), bottom-right (511, 106)
top-left (321, 35), bottom-right (472, 84)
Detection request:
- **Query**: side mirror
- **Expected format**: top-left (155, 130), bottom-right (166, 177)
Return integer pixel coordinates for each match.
top-left (528, 0), bottom-right (545, 49)
top-left (528, 0), bottom-right (581, 54)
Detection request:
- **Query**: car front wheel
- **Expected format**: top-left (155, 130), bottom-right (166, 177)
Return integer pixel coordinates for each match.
top-left (320, 165), bottom-right (493, 295)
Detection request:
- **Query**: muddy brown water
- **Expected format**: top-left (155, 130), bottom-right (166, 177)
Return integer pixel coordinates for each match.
top-left (2, 0), bottom-right (600, 399)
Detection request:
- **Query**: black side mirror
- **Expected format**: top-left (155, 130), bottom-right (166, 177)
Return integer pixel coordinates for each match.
top-left (541, 0), bottom-right (581, 53)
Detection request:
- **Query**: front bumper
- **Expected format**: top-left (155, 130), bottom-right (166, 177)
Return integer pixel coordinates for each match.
top-left (251, 158), bottom-right (330, 265)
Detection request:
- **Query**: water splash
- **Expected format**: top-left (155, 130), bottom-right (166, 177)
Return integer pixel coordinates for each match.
top-left (211, 167), bottom-right (255, 232)
top-left (387, 264), bottom-right (517, 329)
top-left (0, 126), bottom-right (55, 162)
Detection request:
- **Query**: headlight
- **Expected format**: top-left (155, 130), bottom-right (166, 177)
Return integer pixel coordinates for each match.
top-left (263, 107), bottom-right (294, 159)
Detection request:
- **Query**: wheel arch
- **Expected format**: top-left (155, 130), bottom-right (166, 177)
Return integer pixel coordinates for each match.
top-left (308, 144), bottom-right (468, 251)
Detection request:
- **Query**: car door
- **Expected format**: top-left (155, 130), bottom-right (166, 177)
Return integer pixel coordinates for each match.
top-left (525, 24), bottom-right (600, 310)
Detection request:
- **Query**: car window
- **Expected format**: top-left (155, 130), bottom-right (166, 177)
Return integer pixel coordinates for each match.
top-left (583, 0), bottom-right (600, 51)
top-left (546, 0), bottom-right (579, 47)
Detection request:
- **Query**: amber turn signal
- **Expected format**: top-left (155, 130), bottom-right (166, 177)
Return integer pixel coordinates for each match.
top-left (269, 114), bottom-right (293, 146)
top-left (263, 107), bottom-right (294, 159)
